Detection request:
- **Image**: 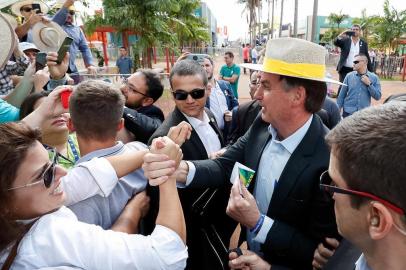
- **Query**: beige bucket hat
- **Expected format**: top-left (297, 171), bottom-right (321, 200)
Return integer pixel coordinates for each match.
top-left (31, 21), bottom-right (68, 52)
top-left (240, 38), bottom-right (343, 85)
top-left (0, 13), bottom-right (16, 70)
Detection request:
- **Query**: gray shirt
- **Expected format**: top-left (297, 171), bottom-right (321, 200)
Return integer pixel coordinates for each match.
top-left (68, 141), bottom-right (148, 229)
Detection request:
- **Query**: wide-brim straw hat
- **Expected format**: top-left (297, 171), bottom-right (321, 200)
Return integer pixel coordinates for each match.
top-left (0, 13), bottom-right (15, 70)
top-left (11, 0), bottom-right (49, 17)
top-left (0, 12), bottom-right (18, 29)
top-left (240, 37), bottom-right (343, 85)
top-left (0, 0), bottom-right (19, 9)
top-left (52, 0), bottom-right (76, 11)
top-left (31, 21), bottom-right (67, 52)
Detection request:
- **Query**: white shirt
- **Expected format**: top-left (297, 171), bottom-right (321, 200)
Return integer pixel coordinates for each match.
top-left (247, 115), bottom-right (313, 254)
top-left (183, 111), bottom-right (222, 156)
top-left (0, 158), bottom-right (188, 270)
top-left (355, 254), bottom-right (372, 270)
top-left (209, 81), bottom-right (229, 130)
top-left (251, 48), bottom-right (258, 59)
top-left (9, 208), bottom-right (187, 270)
top-left (344, 38), bottom-right (360, 68)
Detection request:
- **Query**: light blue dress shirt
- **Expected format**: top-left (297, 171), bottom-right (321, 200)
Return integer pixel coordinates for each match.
top-left (337, 71), bottom-right (381, 115)
top-left (355, 254), bottom-right (372, 270)
top-left (247, 115), bottom-right (313, 255)
top-left (53, 8), bottom-right (94, 74)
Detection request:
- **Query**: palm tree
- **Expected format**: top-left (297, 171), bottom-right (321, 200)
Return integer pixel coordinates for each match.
top-left (238, 0), bottom-right (261, 44)
top-left (327, 11), bottom-right (349, 29)
top-left (311, 0), bottom-right (318, 42)
top-left (293, 0), bottom-right (298, 37)
top-left (278, 0), bottom-right (284, 37)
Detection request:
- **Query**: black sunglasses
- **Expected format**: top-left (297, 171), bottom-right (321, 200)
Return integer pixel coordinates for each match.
top-left (319, 170), bottom-right (405, 215)
top-left (172, 88), bottom-right (205, 100)
top-left (68, 10), bottom-right (75, 15)
top-left (8, 149), bottom-right (58, 191)
top-left (21, 7), bottom-right (33, 12)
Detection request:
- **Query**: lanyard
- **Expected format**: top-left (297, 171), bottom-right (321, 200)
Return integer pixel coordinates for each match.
top-left (67, 137), bottom-right (80, 163)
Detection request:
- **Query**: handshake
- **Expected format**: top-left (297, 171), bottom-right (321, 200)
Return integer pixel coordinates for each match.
top-left (144, 121), bottom-right (192, 186)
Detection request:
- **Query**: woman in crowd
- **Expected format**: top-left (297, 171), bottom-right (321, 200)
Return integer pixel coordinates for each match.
top-left (0, 121), bottom-right (187, 269)
top-left (19, 92), bottom-right (80, 169)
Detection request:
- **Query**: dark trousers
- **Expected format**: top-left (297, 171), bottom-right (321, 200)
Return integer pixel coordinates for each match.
top-left (243, 59), bottom-right (249, 74)
top-left (337, 66), bottom-right (353, 96)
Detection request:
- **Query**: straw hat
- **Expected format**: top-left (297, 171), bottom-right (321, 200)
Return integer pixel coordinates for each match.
top-left (52, 0), bottom-right (76, 11)
top-left (11, 0), bottom-right (49, 17)
top-left (0, 12), bottom-right (17, 29)
top-left (31, 21), bottom-right (67, 52)
top-left (240, 38), bottom-right (343, 85)
top-left (0, 13), bottom-right (15, 70)
top-left (0, 0), bottom-right (19, 9)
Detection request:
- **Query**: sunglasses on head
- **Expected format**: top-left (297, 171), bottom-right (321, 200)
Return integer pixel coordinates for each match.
top-left (172, 88), bottom-right (205, 100)
top-left (319, 170), bottom-right (405, 215)
top-left (7, 149), bottom-right (58, 191)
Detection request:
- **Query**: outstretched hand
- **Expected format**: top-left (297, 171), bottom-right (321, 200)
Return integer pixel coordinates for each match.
top-left (229, 249), bottom-right (271, 270)
top-left (167, 121), bottom-right (192, 146)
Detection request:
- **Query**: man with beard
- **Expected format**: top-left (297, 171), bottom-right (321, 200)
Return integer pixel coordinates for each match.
top-left (120, 70), bottom-right (165, 144)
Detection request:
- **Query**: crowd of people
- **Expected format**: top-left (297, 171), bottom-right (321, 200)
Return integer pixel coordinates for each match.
top-left (0, 0), bottom-right (405, 269)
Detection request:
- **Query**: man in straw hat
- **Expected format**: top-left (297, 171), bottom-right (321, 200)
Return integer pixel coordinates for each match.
top-left (52, 0), bottom-right (97, 83)
top-left (10, 0), bottom-right (50, 42)
top-left (142, 37), bottom-right (343, 269)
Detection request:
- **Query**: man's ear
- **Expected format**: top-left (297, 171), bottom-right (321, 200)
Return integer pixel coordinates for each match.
top-left (142, 97), bottom-right (154, 107)
top-left (67, 118), bottom-right (75, 132)
top-left (292, 86), bottom-right (306, 105)
top-left (117, 118), bottom-right (124, 131)
top-left (368, 202), bottom-right (393, 240)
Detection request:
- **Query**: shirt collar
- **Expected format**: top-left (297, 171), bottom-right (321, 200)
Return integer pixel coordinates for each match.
top-left (182, 111), bottom-right (210, 128)
top-left (77, 141), bottom-right (124, 164)
top-left (267, 115), bottom-right (313, 154)
top-left (355, 254), bottom-right (372, 270)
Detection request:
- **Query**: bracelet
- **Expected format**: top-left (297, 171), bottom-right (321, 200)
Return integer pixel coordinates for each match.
top-left (250, 214), bottom-right (265, 234)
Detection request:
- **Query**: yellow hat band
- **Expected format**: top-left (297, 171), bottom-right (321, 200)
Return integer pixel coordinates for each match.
top-left (262, 57), bottom-right (326, 79)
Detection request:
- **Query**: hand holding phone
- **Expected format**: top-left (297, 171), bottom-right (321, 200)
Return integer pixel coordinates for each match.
top-left (60, 89), bottom-right (72, 109)
top-left (32, 3), bottom-right (42, 14)
top-left (346, 30), bottom-right (355, 37)
top-left (35, 52), bottom-right (47, 71)
top-left (57, 37), bottom-right (74, 64)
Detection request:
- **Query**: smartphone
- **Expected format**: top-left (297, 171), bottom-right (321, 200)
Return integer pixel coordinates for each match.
top-left (346, 30), bottom-right (355, 37)
top-left (32, 3), bottom-right (42, 14)
top-left (186, 53), bottom-right (209, 64)
top-left (60, 90), bottom-right (72, 109)
top-left (35, 52), bottom-right (47, 71)
top-left (56, 37), bottom-right (74, 64)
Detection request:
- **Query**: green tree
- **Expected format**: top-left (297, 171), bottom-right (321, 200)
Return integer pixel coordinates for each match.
top-left (327, 11), bottom-right (349, 29)
top-left (371, 0), bottom-right (406, 53)
top-left (84, 0), bottom-right (208, 68)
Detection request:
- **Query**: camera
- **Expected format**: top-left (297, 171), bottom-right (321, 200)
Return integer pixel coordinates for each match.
top-left (186, 54), bottom-right (209, 64)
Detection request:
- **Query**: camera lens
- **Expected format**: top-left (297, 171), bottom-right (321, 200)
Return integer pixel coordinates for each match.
top-left (193, 56), bottom-right (198, 60)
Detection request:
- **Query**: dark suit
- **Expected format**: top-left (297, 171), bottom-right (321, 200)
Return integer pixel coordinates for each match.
top-left (123, 105), bottom-right (164, 144)
top-left (146, 107), bottom-right (236, 270)
top-left (228, 100), bottom-right (261, 144)
top-left (189, 115), bottom-right (339, 269)
top-left (334, 36), bottom-right (371, 83)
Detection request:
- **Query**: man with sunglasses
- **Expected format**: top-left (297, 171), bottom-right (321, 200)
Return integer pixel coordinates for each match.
top-left (336, 54), bottom-right (381, 118)
top-left (334, 24), bottom-right (372, 92)
top-left (120, 70), bottom-right (165, 144)
top-left (146, 60), bottom-right (234, 270)
top-left (318, 103), bottom-right (406, 270)
top-left (52, 0), bottom-right (97, 83)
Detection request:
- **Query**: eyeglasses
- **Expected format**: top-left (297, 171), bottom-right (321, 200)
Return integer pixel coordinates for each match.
top-left (8, 149), bottom-right (58, 191)
top-left (319, 170), bottom-right (405, 215)
top-left (172, 88), bottom-right (206, 100)
top-left (21, 7), bottom-right (33, 12)
top-left (123, 79), bottom-right (148, 97)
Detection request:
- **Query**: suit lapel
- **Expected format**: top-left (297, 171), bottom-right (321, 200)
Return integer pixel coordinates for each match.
top-left (248, 121), bottom-right (272, 193)
top-left (206, 108), bottom-right (225, 147)
top-left (268, 116), bottom-right (323, 212)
